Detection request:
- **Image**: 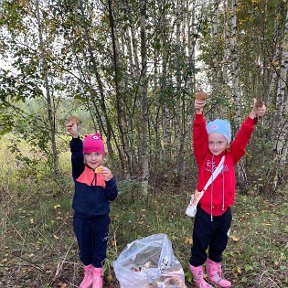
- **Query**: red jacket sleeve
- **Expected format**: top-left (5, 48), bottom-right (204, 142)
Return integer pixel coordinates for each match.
top-left (230, 117), bottom-right (257, 164)
top-left (193, 113), bottom-right (208, 167)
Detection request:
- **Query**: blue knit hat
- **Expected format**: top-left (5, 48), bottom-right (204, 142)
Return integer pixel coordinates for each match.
top-left (207, 119), bottom-right (231, 143)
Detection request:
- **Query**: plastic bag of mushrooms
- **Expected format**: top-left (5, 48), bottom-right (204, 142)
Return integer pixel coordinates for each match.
top-left (113, 234), bottom-right (187, 288)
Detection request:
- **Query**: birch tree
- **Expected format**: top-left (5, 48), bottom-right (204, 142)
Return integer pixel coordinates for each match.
top-left (229, 0), bottom-right (249, 191)
top-left (35, 0), bottom-right (60, 175)
top-left (140, 0), bottom-right (149, 195)
top-left (1, 0), bottom-right (287, 195)
top-left (272, 8), bottom-right (288, 191)
top-left (107, 0), bottom-right (134, 176)
top-left (231, 0), bottom-right (241, 127)
top-left (0, 0), bottom-right (63, 176)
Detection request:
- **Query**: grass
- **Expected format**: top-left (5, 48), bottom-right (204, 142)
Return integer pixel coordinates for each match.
top-left (0, 136), bottom-right (287, 287)
top-left (0, 180), bottom-right (287, 288)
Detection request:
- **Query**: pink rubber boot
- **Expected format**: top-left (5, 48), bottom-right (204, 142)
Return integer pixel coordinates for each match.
top-left (205, 258), bottom-right (231, 287)
top-left (189, 264), bottom-right (213, 288)
top-left (79, 265), bottom-right (93, 288)
top-left (91, 267), bottom-right (103, 288)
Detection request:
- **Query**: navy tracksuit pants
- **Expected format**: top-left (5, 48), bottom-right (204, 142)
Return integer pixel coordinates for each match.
top-left (73, 212), bottom-right (110, 268)
top-left (190, 205), bottom-right (232, 267)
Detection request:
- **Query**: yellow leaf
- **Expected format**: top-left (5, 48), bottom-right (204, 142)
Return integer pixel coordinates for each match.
top-left (230, 235), bottom-right (240, 242)
top-left (184, 237), bottom-right (193, 245)
top-left (233, 266), bottom-right (242, 274)
top-left (107, 273), bottom-right (113, 282)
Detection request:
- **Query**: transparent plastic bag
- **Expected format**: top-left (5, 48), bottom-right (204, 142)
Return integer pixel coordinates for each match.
top-left (113, 234), bottom-right (186, 288)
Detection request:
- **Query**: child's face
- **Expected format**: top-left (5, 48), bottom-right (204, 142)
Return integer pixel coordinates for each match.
top-left (84, 152), bottom-right (104, 169)
top-left (208, 133), bottom-right (228, 156)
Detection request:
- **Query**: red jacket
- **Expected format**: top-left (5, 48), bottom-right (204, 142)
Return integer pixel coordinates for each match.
top-left (193, 113), bottom-right (256, 216)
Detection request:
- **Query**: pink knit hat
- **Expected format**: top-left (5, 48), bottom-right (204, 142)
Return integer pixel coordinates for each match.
top-left (83, 133), bottom-right (105, 155)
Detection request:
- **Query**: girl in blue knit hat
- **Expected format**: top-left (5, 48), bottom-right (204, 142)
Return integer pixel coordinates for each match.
top-left (188, 93), bottom-right (266, 288)
top-left (66, 116), bottom-right (118, 288)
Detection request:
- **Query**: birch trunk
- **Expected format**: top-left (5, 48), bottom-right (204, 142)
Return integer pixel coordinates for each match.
top-left (222, 0), bottom-right (229, 84)
top-left (140, 0), bottom-right (149, 195)
top-left (153, 2), bottom-right (161, 162)
top-left (272, 9), bottom-right (288, 192)
top-left (79, 0), bottom-right (118, 172)
top-left (230, 0), bottom-right (248, 192)
top-left (231, 0), bottom-right (241, 127)
top-left (162, 105), bottom-right (171, 159)
top-left (176, 0), bottom-right (188, 182)
top-left (211, 0), bottom-right (220, 82)
top-left (35, 0), bottom-right (59, 175)
top-left (70, 41), bottom-right (120, 171)
top-left (187, 0), bottom-right (197, 93)
top-left (123, 1), bottom-right (143, 172)
top-left (174, 0), bottom-right (182, 154)
top-left (161, 8), bottom-right (171, 160)
top-left (107, 0), bottom-right (133, 177)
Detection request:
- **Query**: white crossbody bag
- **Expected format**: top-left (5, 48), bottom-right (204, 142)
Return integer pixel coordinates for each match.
top-left (185, 156), bottom-right (225, 217)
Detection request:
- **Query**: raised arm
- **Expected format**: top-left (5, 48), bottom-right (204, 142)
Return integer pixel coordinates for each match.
top-left (66, 116), bottom-right (84, 179)
top-left (230, 98), bottom-right (266, 163)
top-left (193, 92), bottom-right (209, 166)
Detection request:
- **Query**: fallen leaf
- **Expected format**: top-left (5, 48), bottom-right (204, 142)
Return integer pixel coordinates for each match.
top-left (107, 273), bottom-right (113, 282)
top-left (232, 266), bottom-right (242, 274)
top-left (184, 237), bottom-right (193, 245)
top-left (230, 235), bottom-right (240, 242)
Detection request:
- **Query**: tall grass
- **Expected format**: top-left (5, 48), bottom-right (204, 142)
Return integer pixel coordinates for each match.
top-left (0, 135), bottom-right (287, 287)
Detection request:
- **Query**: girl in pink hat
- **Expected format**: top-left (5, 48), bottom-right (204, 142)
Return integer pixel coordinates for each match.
top-left (188, 95), bottom-right (266, 288)
top-left (66, 118), bottom-right (118, 288)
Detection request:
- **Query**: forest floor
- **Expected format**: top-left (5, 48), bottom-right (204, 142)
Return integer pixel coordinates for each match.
top-left (0, 180), bottom-right (287, 288)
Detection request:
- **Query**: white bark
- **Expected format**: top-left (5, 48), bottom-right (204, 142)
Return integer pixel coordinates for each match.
top-left (35, 0), bottom-right (59, 175)
top-left (140, 0), bottom-right (149, 195)
top-left (174, 0), bottom-right (182, 153)
top-left (272, 9), bottom-right (288, 191)
top-left (231, 0), bottom-right (241, 128)
top-left (222, 0), bottom-right (229, 84)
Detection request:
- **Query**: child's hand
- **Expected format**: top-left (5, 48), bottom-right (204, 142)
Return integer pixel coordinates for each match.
top-left (195, 99), bottom-right (206, 114)
top-left (194, 91), bottom-right (208, 114)
top-left (255, 99), bottom-right (266, 117)
top-left (66, 116), bottom-right (80, 138)
top-left (250, 98), bottom-right (266, 119)
top-left (101, 166), bottom-right (113, 181)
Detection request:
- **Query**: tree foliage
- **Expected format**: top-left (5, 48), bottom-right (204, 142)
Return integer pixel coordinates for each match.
top-left (0, 0), bottom-right (287, 194)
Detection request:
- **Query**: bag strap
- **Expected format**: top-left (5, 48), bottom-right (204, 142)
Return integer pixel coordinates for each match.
top-left (202, 156), bottom-right (225, 192)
